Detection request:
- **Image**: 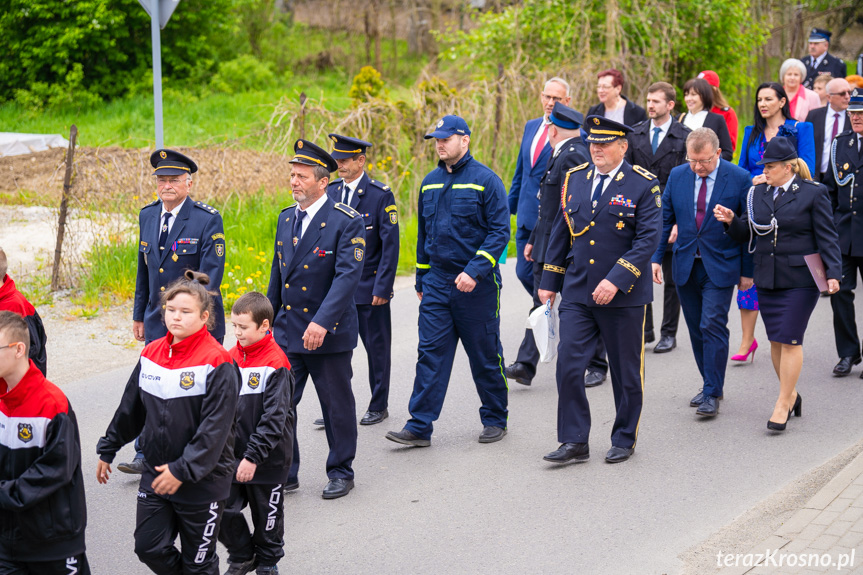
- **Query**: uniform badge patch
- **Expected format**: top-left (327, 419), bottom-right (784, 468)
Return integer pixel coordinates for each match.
top-left (297, 140), bottom-right (303, 149)
top-left (655, 195), bottom-right (662, 207)
top-left (354, 247), bottom-right (364, 261)
top-left (593, 117), bottom-right (600, 125)
top-left (17, 423), bottom-right (33, 443)
top-left (437, 119), bottom-right (444, 128)
top-left (615, 172), bottom-right (624, 181)
top-left (586, 169), bottom-right (593, 180)
top-left (248, 372), bottom-right (261, 389)
top-left (160, 151), bottom-right (167, 159)
top-left (180, 371), bottom-right (195, 390)
top-left (216, 243), bottom-right (224, 257)
top-left (651, 185), bottom-right (660, 194)
top-left (331, 135), bottom-right (338, 143)
top-left (389, 211), bottom-right (398, 224)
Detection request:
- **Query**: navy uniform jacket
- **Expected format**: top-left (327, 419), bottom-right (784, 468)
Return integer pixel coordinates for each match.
top-left (824, 130), bottom-right (863, 256)
top-left (540, 161), bottom-right (661, 306)
top-left (801, 52), bottom-right (847, 89)
top-left (416, 151), bottom-right (510, 290)
top-left (266, 199), bottom-right (365, 354)
top-left (508, 117), bottom-right (552, 231)
top-left (726, 176), bottom-right (841, 289)
top-left (625, 117), bottom-right (691, 192)
top-left (133, 198), bottom-right (226, 340)
top-left (327, 173), bottom-right (399, 303)
top-left (528, 137), bottom-right (589, 264)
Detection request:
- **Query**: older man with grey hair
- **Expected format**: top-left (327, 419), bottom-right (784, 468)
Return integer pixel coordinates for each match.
top-left (807, 77), bottom-right (852, 182)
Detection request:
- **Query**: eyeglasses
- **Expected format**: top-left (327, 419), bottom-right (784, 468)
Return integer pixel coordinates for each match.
top-left (541, 93), bottom-right (564, 103)
top-left (829, 91), bottom-right (852, 97)
top-left (685, 156), bottom-right (716, 167)
top-left (0, 342), bottom-right (22, 352)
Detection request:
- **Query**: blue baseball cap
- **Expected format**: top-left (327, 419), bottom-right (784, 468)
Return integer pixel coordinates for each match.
top-left (424, 115), bottom-right (471, 139)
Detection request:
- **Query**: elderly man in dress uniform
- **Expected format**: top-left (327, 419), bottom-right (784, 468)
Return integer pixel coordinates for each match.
top-left (538, 116), bottom-right (661, 465)
top-left (801, 28), bottom-right (847, 89)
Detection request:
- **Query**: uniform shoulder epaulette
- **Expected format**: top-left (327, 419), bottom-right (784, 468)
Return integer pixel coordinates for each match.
top-left (369, 179), bottom-right (391, 191)
top-left (334, 202), bottom-right (360, 218)
top-left (632, 165), bottom-right (657, 180)
top-left (568, 162), bottom-right (589, 174)
top-left (279, 203), bottom-right (298, 213)
top-left (194, 200), bottom-right (220, 215)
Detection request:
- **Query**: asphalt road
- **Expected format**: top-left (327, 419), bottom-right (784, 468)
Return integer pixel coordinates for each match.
top-left (70, 263), bottom-right (863, 574)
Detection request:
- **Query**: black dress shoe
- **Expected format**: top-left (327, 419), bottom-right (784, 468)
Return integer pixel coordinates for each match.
top-left (117, 459), bottom-right (145, 474)
top-left (695, 396), bottom-right (719, 417)
top-left (690, 390), bottom-right (724, 407)
top-left (543, 443), bottom-right (589, 463)
top-left (385, 428), bottom-right (431, 447)
top-left (584, 370), bottom-right (607, 388)
top-left (478, 426), bottom-right (506, 443)
top-left (504, 362), bottom-right (534, 386)
top-left (284, 478), bottom-right (299, 492)
top-left (360, 409), bottom-right (388, 425)
top-left (653, 335), bottom-right (676, 353)
top-left (322, 478), bottom-right (354, 499)
top-left (605, 446), bottom-right (634, 463)
top-left (313, 418), bottom-right (325, 426)
top-left (644, 330), bottom-right (656, 344)
top-left (833, 355), bottom-right (861, 376)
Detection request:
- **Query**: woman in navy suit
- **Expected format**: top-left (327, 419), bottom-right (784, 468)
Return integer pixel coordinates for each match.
top-left (714, 137), bottom-right (840, 431)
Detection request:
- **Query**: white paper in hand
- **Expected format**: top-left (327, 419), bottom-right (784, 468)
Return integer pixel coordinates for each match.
top-left (529, 296), bottom-right (561, 363)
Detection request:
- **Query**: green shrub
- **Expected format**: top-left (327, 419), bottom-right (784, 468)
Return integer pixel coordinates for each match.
top-left (349, 66), bottom-right (386, 103)
top-left (210, 54), bottom-right (277, 94)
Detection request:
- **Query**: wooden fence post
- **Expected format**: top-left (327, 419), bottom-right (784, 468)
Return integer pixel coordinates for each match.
top-left (299, 92), bottom-right (307, 140)
top-left (52, 124), bottom-right (77, 291)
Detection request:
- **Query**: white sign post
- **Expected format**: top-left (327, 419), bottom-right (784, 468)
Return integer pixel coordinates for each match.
top-left (137, 0), bottom-right (181, 149)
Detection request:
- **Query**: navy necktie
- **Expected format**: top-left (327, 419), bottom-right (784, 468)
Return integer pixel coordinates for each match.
top-left (292, 209), bottom-right (306, 243)
top-left (342, 184), bottom-right (350, 205)
top-left (651, 127), bottom-right (662, 154)
top-left (592, 174), bottom-right (609, 203)
top-left (158, 212), bottom-right (172, 251)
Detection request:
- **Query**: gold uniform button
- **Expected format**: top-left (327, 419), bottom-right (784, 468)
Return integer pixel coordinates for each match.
top-left (160, 286), bottom-right (165, 291)
top-left (304, 265), bottom-right (309, 269)
top-left (285, 283), bottom-right (289, 288)
top-left (303, 308), bottom-right (309, 312)
top-left (589, 259), bottom-right (595, 264)
top-left (590, 221), bottom-right (595, 227)
top-left (159, 268), bottom-right (164, 273)
top-left (162, 305), bottom-right (166, 309)
top-left (302, 287), bottom-right (307, 291)
top-left (590, 240), bottom-right (595, 245)
top-left (286, 305), bottom-right (291, 310)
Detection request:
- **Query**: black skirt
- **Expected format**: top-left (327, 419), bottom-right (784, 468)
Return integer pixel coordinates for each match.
top-left (756, 286), bottom-right (820, 345)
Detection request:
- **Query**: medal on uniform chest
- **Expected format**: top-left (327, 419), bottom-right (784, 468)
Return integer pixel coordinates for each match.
top-left (616, 221), bottom-right (625, 230)
top-left (172, 253), bottom-right (179, 262)
top-left (592, 200), bottom-right (597, 208)
top-left (293, 236), bottom-right (299, 246)
top-left (171, 241), bottom-right (178, 262)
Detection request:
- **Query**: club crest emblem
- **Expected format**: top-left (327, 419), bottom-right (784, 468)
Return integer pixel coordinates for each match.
top-left (354, 247), bottom-right (364, 261)
top-left (297, 140), bottom-right (303, 149)
top-left (437, 119), bottom-right (444, 128)
top-left (593, 118), bottom-right (600, 125)
top-left (215, 244), bottom-right (224, 257)
top-left (248, 372), bottom-right (261, 389)
top-left (160, 151), bottom-right (167, 159)
top-left (389, 211), bottom-right (398, 224)
top-left (180, 371), bottom-right (195, 390)
top-left (17, 423), bottom-right (33, 443)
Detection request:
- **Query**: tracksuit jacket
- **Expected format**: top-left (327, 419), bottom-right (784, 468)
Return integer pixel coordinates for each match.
top-left (0, 361), bottom-right (86, 561)
top-left (0, 275), bottom-right (47, 376)
top-left (229, 333), bottom-right (295, 484)
top-left (97, 325), bottom-right (240, 504)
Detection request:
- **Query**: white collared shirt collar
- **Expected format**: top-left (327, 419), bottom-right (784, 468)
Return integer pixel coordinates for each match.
top-left (553, 136), bottom-right (575, 156)
top-left (650, 116), bottom-right (672, 134)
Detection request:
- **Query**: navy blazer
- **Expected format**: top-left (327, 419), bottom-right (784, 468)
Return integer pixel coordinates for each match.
top-left (133, 198), bottom-right (226, 341)
top-left (327, 172), bottom-right (399, 303)
top-left (726, 176), bottom-right (841, 289)
top-left (508, 117), bottom-right (552, 230)
top-left (540, 161), bottom-right (661, 307)
top-left (801, 52), bottom-right (847, 89)
top-left (652, 161), bottom-right (754, 288)
top-left (266, 199), bottom-right (365, 354)
top-left (625, 117), bottom-right (691, 191)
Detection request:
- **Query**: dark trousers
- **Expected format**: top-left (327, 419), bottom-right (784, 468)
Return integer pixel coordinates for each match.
top-left (406, 270), bottom-right (508, 440)
top-left (134, 490), bottom-right (225, 575)
top-left (514, 226), bottom-right (534, 294)
top-left (218, 483), bottom-right (284, 567)
top-left (555, 301), bottom-right (646, 448)
top-left (675, 259), bottom-right (735, 398)
top-left (516, 261), bottom-right (608, 375)
top-left (0, 554), bottom-right (90, 575)
top-left (831, 254), bottom-right (863, 358)
top-left (645, 250), bottom-right (680, 337)
top-left (287, 351), bottom-right (357, 481)
top-left (356, 302), bottom-right (392, 412)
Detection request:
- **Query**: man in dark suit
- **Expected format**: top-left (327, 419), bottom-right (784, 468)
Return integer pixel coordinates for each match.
top-left (325, 134), bottom-right (399, 426)
top-left (801, 28), bottom-right (846, 89)
top-left (121, 149), bottom-right (226, 475)
top-left (626, 81), bottom-right (690, 353)
top-left (538, 115), bottom-right (661, 465)
top-left (587, 68), bottom-right (647, 127)
top-left (825, 91), bottom-right (863, 377)
top-left (508, 78), bottom-right (571, 294)
top-left (505, 102), bottom-right (588, 386)
top-left (810, 78), bottom-right (852, 182)
top-left (267, 139), bottom-right (365, 499)
top-left (652, 128), bottom-right (753, 416)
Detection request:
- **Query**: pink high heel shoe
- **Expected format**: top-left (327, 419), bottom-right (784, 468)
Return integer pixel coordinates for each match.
top-left (731, 339), bottom-right (758, 362)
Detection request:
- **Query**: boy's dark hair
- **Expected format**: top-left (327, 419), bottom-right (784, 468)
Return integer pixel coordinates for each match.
top-left (162, 270), bottom-right (216, 329)
top-left (0, 311), bottom-right (29, 354)
top-left (0, 246), bottom-right (7, 279)
top-left (232, 291), bottom-right (274, 328)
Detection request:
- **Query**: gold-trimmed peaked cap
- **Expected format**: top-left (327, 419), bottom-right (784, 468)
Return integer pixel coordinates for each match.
top-left (328, 133), bottom-right (373, 159)
top-left (150, 149), bottom-right (198, 175)
top-left (290, 139), bottom-right (338, 172)
top-left (584, 115), bottom-right (632, 144)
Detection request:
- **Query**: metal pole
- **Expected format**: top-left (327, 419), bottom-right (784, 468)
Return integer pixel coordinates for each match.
top-left (151, 0), bottom-right (164, 149)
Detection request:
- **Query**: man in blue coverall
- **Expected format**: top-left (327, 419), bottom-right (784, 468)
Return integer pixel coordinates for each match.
top-left (386, 115), bottom-right (511, 447)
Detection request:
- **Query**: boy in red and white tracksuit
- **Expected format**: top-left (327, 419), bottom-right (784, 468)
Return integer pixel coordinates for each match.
top-left (0, 252), bottom-right (48, 376)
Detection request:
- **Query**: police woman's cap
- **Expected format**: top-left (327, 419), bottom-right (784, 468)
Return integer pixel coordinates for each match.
top-left (424, 115), bottom-right (471, 139)
top-left (151, 149), bottom-right (198, 176)
top-left (756, 137), bottom-right (798, 165)
top-left (290, 139), bottom-right (338, 172)
top-left (328, 134), bottom-right (373, 160)
top-left (583, 115), bottom-right (632, 143)
top-left (808, 28), bottom-right (831, 43)
top-left (549, 102), bottom-right (584, 130)
top-left (848, 89), bottom-right (863, 112)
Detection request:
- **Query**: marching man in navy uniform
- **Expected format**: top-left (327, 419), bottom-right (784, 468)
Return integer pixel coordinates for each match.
top-left (538, 116), bottom-right (661, 465)
top-left (801, 28), bottom-right (846, 89)
top-left (122, 149), bottom-right (226, 475)
top-left (826, 90), bottom-right (863, 377)
top-left (267, 139), bottom-right (365, 499)
top-left (324, 134), bottom-right (399, 426)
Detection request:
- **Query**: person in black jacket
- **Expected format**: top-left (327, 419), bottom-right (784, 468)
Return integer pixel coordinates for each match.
top-left (97, 271), bottom-right (240, 575)
top-left (587, 68), bottom-right (647, 127)
top-left (679, 78), bottom-right (734, 162)
top-left (220, 292), bottom-right (294, 575)
top-left (0, 311), bottom-right (89, 575)
top-left (714, 137), bottom-right (840, 432)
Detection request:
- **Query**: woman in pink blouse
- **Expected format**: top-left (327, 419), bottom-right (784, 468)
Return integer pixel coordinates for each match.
top-left (781, 58), bottom-right (823, 121)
